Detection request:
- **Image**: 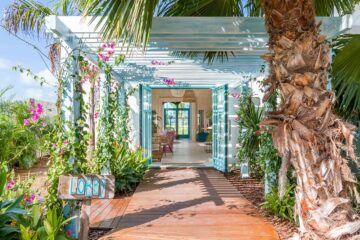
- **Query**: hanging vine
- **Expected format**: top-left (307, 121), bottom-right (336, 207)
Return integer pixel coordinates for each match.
top-left (94, 43), bottom-right (126, 173)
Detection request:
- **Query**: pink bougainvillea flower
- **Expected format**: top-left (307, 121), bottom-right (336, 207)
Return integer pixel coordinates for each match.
top-left (23, 193), bottom-right (36, 205)
top-left (231, 91), bottom-right (241, 100)
top-left (109, 42), bottom-right (116, 49)
top-left (6, 179), bottom-right (16, 190)
top-left (42, 122), bottom-right (47, 127)
top-left (63, 139), bottom-right (69, 145)
top-left (94, 112), bottom-right (99, 119)
top-left (32, 114), bottom-right (39, 122)
top-left (255, 130), bottom-right (260, 135)
top-left (23, 119), bottom-right (30, 126)
top-left (53, 143), bottom-right (58, 148)
top-left (163, 78), bottom-right (176, 86)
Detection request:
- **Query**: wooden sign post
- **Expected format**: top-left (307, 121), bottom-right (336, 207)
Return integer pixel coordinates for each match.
top-left (58, 174), bottom-right (115, 240)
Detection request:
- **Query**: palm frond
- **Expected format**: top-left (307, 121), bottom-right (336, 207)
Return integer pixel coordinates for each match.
top-left (314, 0), bottom-right (359, 16)
top-left (54, 0), bottom-right (77, 15)
top-left (332, 35), bottom-right (360, 118)
top-left (80, 0), bottom-right (159, 48)
top-left (3, 0), bottom-right (54, 37)
top-left (157, 0), bottom-right (243, 17)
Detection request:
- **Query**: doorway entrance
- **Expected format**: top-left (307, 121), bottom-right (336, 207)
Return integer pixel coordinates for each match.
top-left (164, 102), bottom-right (190, 139)
top-left (140, 86), bottom-right (228, 172)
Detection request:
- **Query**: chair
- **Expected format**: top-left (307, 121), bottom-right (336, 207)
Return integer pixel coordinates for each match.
top-left (152, 134), bottom-right (163, 161)
top-left (162, 131), bottom-right (175, 155)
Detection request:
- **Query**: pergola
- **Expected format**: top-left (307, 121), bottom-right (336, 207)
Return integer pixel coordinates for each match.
top-left (46, 16), bottom-right (351, 86)
top-left (45, 15), bottom-right (353, 172)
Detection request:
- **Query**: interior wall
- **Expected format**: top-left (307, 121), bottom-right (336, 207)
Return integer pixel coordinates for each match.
top-left (152, 89), bottom-right (212, 141)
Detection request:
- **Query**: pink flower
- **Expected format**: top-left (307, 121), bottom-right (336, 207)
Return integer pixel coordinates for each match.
top-left (42, 122), bottom-right (47, 127)
top-left (94, 112), bottom-right (99, 119)
top-left (6, 179), bottom-right (15, 190)
top-left (32, 114), bottom-right (39, 122)
top-left (109, 42), bottom-right (116, 49)
top-left (231, 91), bottom-right (241, 100)
top-left (163, 78), bottom-right (176, 85)
top-left (63, 139), bottom-right (69, 145)
top-left (37, 103), bottom-right (43, 110)
top-left (23, 193), bottom-right (36, 205)
top-left (66, 230), bottom-right (73, 237)
top-left (53, 143), bottom-right (58, 148)
top-left (23, 119), bottom-right (30, 126)
top-left (255, 130), bottom-right (260, 135)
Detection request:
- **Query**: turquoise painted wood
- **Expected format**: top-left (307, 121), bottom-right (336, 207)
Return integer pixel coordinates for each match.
top-left (212, 85), bottom-right (229, 172)
top-left (141, 85), bottom-right (153, 164)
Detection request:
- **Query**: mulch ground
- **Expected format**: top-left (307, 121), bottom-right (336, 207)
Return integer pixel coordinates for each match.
top-left (225, 170), bottom-right (298, 240)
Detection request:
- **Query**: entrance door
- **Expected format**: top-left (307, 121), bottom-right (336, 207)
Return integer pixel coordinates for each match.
top-left (140, 85), bottom-right (152, 163)
top-left (164, 102), bottom-right (190, 138)
top-left (212, 85), bottom-right (228, 172)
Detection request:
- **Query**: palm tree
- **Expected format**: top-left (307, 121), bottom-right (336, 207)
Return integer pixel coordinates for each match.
top-left (78, 0), bottom-right (360, 238)
top-left (262, 1), bottom-right (359, 239)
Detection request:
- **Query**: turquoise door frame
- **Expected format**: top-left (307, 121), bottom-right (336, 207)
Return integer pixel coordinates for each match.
top-left (164, 107), bottom-right (191, 138)
top-left (140, 85), bottom-right (152, 164)
top-left (140, 84), bottom-right (228, 171)
top-left (212, 85), bottom-right (229, 173)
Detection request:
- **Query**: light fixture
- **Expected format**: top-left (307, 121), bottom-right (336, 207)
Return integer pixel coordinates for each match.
top-left (170, 89), bottom-right (185, 97)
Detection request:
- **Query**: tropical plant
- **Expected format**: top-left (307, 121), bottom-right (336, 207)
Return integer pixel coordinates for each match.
top-left (111, 143), bottom-right (148, 193)
top-left (261, 184), bottom-right (295, 221)
top-left (0, 99), bottom-right (52, 169)
top-left (0, 168), bottom-right (27, 239)
top-left (237, 94), bottom-right (264, 161)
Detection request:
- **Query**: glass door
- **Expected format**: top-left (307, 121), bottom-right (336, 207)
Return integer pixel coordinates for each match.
top-left (164, 102), bottom-right (190, 138)
top-left (212, 85), bottom-right (228, 172)
top-left (141, 85), bottom-right (152, 164)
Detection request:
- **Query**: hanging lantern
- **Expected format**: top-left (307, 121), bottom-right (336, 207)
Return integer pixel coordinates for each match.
top-left (170, 89), bottom-right (185, 97)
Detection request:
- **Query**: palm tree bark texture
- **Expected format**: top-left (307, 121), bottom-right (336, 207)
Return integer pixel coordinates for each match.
top-left (261, 1), bottom-right (360, 239)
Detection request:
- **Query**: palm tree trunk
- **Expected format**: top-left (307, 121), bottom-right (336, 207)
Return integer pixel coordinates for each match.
top-left (262, 1), bottom-right (360, 239)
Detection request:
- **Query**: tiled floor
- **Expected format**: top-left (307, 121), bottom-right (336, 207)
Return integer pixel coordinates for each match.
top-left (152, 140), bottom-right (212, 167)
top-left (98, 169), bottom-right (279, 240)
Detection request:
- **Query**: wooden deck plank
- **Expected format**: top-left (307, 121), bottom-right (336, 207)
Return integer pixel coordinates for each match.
top-left (100, 169), bottom-right (279, 240)
top-left (90, 198), bottom-right (130, 228)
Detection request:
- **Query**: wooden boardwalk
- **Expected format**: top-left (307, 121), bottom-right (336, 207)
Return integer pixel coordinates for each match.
top-left (95, 169), bottom-right (279, 240)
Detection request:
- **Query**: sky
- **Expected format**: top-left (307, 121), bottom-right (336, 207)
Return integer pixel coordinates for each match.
top-left (0, 0), bottom-right (57, 103)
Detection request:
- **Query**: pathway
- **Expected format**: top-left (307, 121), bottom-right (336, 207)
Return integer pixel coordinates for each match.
top-left (97, 169), bottom-right (279, 240)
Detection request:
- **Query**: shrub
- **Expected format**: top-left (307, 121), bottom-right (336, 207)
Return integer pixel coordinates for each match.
top-left (0, 100), bottom-right (53, 169)
top-left (111, 143), bottom-right (148, 193)
top-left (261, 184), bottom-right (295, 221)
top-left (0, 167), bottom-right (73, 240)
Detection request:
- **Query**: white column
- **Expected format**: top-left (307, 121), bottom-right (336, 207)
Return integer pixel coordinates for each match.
top-left (98, 73), bottom-right (111, 175)
top-left (60, 39), bottom-right (80, 167)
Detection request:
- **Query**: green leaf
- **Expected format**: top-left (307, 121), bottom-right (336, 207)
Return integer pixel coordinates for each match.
top-left (43, 220), bottom-right (53, 235)
top-left (0, 168), bottom-right (6, 196)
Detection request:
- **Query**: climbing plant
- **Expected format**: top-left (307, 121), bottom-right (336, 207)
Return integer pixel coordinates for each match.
top-left (45, 53), bottom-right (91, 209)
top-left (94, 43), bottom-right (126, 173)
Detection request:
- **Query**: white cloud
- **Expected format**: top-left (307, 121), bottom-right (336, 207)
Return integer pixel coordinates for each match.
top-left (0, 58), bottom-right (15, 70)
top-left (20, 68), bottom-right (56, 86)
